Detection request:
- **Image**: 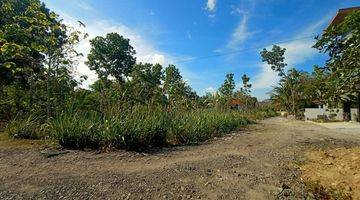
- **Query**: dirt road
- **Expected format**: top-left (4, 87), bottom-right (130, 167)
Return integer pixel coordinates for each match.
top-left (1, 117), bottom-right (359, 199)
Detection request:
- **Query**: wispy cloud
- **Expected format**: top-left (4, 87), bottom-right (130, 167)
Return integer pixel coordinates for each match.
top-left (206, 0), bottom-right (217, 12)
top-left (227, 10), bottom-right (253, 49)
top-left (187, 31), bottom-right (192, 39)
top-left (75, 1), bottom-right (94, 11)
top-left (205, 87), bottom-right (216, 94)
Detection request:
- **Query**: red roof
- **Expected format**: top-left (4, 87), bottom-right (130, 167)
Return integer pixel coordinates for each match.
top-left (328, 7), bottom-right (360, 28)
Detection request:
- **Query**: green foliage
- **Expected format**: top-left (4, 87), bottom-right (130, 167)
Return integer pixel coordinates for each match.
top-left (170, 110), bottom-right (250, 144)
top-left (219, 73), bottom-right (235, 97)
top-left (6, 115), bottom-right (46, 139)
top-left (86, 32), bottom-right (136, 83)
top-left (260, 45), bottom-right (287, 77)
top-left (163, 65), bottom-right (197, 109)
top-left (47, 106), bottom-right (277, 150)
top-left (261, 46), bottom-right (318, 117)
top-left (0, 0), bottom-right (277, 152)
top-left (314, 10), bottom-right (360, 121)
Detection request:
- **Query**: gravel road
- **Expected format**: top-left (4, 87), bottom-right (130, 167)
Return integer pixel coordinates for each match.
top-left (1, 117), bottom-right (359, 199)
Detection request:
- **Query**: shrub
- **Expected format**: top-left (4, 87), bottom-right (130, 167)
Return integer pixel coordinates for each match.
top-left (6, 115), bottom-right (46, 139)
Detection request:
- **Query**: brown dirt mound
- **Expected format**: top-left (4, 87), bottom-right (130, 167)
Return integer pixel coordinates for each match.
top-left (301, 147), bottom-right (360, 199)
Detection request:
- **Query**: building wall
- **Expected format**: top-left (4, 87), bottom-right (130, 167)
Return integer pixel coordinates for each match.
top-left (304, 106), bottom-right (358, 121)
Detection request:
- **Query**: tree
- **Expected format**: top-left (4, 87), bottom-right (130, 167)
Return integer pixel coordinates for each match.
top-left (240, 74), bottom-right (252, 96)
top-left (219, 73), bottom-right (235, 97)
top-left (261, 45), bottom-right (307, 116)
top-left (86, 33), bottom-right (136, 84)
top-left (260, 45), bottom-right (287, 77)
top-left (314, 10), bottom-right (360, 121)
top-left (218, 73), bottom-right (235, 109)
top-left (163, 65), bottom-right (196, 109)
top-left (128, 63), bottom-right (165, 105)
top-left (0, 0), bottom-right (79, 119)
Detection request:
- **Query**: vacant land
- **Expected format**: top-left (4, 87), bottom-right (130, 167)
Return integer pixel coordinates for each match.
top-left (1, 117), bottom-right (359, 199)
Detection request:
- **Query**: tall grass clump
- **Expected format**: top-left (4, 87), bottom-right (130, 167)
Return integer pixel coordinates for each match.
top-left (117, 106), bottom-right (170, 149)
top-left (48, 106), bottom-right (170, 150)
top-left (170, 110), bottom-right (250, 144)
top-left (48, 112), bottom-right (107, 149)
top-left (6, 114), bottom-right (47, 139)
top-left (45, 106), bottom-right (277, 150)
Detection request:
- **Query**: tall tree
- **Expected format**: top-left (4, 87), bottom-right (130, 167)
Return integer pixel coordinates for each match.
top-left (240, 74), bottom-right (252, 96)
top-left (261, 45), bottom-right (307, 116)
top-left (219, 73), bottom-right (235, 97)
top-left (260, 45), bottom-right (287, 77)
top-left (314, 10), bottom-right (360, 121)
top-left (86, 33), bottom-right (136, 84)
top-left (0, 0), bottom-right (78, 119)
top-left (128, 63), bottom-right (165, 105)
top-left (218, 73), bottom-right (235, 109)
top-left (163, 65), bottom-right (196, 108)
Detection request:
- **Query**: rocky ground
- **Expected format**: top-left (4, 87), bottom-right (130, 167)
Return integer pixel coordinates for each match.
top-left (1, 117), bottom-right (359, 200)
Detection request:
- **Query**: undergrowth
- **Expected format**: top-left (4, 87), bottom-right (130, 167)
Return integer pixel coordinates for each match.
top-left (6, 106), bottom-right (277, 150)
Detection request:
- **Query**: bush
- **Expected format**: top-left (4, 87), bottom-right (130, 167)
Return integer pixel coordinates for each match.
top-left (6, 115), bottom-right (46, 139)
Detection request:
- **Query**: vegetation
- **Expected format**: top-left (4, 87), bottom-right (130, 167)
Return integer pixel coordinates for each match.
top-left (314, 10), bottom-right (360, 121)
top-left (0, 0), bottom-right (276, 151)
top-left (261, 10), bottom-right (360, 121)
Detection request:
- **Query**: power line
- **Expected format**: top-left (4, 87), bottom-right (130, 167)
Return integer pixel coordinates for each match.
top-left (175, 34), bottom-right (317, 63)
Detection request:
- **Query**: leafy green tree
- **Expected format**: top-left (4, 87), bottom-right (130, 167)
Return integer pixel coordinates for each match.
top-left (219, 73), bottom-right (235, 97)
top-left (218, 73), bottom-right (235, 109)
top-left (233, 74), bottom-right (255, 109)
top-left (0, 0), bottom-right (80, 119)
top-left (86, 33), bottom-right (136, 84)
top-left (162, 65), bottom-right (198, 109)
top-left (261, 45), bottom-right (310, 116)
top-left (260, 45), bottom-right (287, 77)
top-left (128, 63), bottom-right (165, 105)
top-left (314, 10), bottom-right (360, 121)
top-left (240, 74), bottom-right (252, 96)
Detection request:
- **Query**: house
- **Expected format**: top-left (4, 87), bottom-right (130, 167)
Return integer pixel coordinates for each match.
top-left (328, 7), bottom-right (360, 28)
top-left (304, 105), bottom-right (358, 121)
top-left (304, 7), bottom-right (360, 122)
top-left (230, 98), bottom-right (244, 110)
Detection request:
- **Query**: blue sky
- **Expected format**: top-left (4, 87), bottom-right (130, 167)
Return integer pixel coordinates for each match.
top-left (43, 0), bottom-right (359, 100)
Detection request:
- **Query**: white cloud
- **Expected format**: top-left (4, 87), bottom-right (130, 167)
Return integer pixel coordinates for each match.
top-left (205, 87), bottom-right (216, 94)
top-left (227, 11), bottom-right (253, 49)
top-left (252, 63), bottom-right (279, 89)
top-left (206, 0), bottom-right (217, 12)
top-left (187, 31), bottom-right (192, 39)
top-left (252, 14), bottom-right (332, 99)
top-left (75, 1), bottom-right (94, 11)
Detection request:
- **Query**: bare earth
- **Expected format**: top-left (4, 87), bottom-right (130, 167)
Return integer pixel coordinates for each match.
top-left (1, 117), bottom-right (359, 200)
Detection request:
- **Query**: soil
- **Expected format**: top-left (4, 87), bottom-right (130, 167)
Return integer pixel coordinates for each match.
top-left (300, 147), bottom-right (360, 199)
top-left (1, 117), bottom-right (359, 200)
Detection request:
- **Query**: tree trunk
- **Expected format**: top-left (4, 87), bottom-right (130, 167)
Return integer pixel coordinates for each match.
top-left (343, 100), bottom-right (351, 121)
top-left (46, 58), bottom-right (51, 118)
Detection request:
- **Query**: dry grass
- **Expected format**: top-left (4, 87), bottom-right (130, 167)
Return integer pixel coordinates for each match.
top-left (300, 147), bottom-right (360, 199)
top-left (0, 132), bottom-right (57, 149)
